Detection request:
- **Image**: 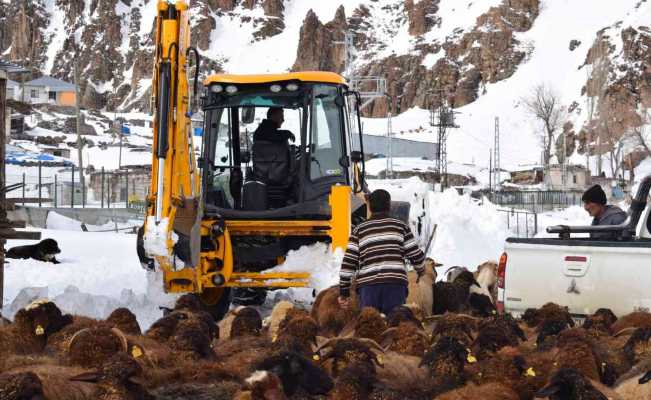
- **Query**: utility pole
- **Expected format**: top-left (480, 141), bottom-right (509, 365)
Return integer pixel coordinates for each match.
top-left (386, 94), bottom-right (393, 179)
top-left (74, 58), bottom-right (85, 207)
top-left (430, 90), bottom-right (459, 191)
top-left (493, 117), bottom-right (500, 190)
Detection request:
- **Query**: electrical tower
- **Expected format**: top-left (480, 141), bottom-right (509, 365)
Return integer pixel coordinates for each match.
top-left (492, 117), bottom-right (500, 190)
top-left (430, 91), bottom-right (459, 191)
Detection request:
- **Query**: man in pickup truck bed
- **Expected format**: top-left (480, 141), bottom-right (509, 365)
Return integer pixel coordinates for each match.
top-left (582, 184), bottom-right (627, 239)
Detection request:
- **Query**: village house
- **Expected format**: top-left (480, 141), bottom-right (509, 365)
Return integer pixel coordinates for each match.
top-left (22, 76), bottom-right (77, 106)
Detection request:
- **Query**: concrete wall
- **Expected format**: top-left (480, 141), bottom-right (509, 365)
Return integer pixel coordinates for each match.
top-left (362, 134), bottom-right (438, 160)
top-left (9, 206), bottom-right (144, 229)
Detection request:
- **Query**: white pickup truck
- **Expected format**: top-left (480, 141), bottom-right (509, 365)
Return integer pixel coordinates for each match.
top-left (498, 176), bottom-right (651, 322)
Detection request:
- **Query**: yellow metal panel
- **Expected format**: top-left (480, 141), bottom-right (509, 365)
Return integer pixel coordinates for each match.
top-left (329, 185), bottom-right (352, 252)
top-left (204, 71), bottom-right (347, 85)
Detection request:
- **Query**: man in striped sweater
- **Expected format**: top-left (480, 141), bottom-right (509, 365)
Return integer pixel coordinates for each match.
top-left (338, 189), bottom-right (427, 315)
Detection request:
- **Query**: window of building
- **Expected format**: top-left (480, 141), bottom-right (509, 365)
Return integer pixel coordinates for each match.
top-left (573, 174), bottom-right (577, 184)
top-left (30, 89), bottom-right (38, 99)
top-left (48, 91), bottom-right (56, 101)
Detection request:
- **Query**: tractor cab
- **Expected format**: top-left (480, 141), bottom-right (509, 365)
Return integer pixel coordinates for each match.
top-left (200, 72), bottom-right (367, 220)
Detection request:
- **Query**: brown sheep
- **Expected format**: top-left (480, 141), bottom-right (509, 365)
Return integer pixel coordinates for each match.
top-left (406, 259), bottom-right (438, 318)
top-left (611, 311), bottom-right (651, 334)
top-left (583, 308), bottom-right (618, 335)
top-left (429, 313), bottom-right (478, 347)
top-left (169, 318), bottom-right (215, 359)
top-left (44, 315), bottom-right (102, 358)
top-left (69, 352), bottom-right (154, 399)
top-left (267, 301), bottom-right (294, 340)
top-left (231, 307), bottom-right (263, 338)
top-left (311, 285), bottom-right (358, 337)
top-left (153, 381), bottom-right (240, 400)
top-left (613, 358), bottom-right (651, 399)
top-left (386, 305), bottom-right (422, 328)
top-left (420, 336), bottom-right (471, 397)
top-left (473, 314), bottom-right (526, 358)
top-left (273, 315), bottom-right (318, 355)
top-left (536, 368), bottom-right (621, 400)
top-left (213, 336), bottom-right (273, 380)
top-left (316, 337), bottom-right (384, 378)
top-left (551, 328), bottom-right (603, 384)
top-left (350, 307), bottom-right (387, 343)
top-left (0, 300), bottom-right (73, 355)
top-left (0, 371), bottom-right (44, 399)
top-left (436, 382), bottom-right (520, 400)
top-left (381, 322), bottom-right (429, 357)
top-left (522, 303), bottom-right (575, 331)
top-left (106, 308), bottom-right (141, 335)
top-left (67, 326), bottom-right (128, 368)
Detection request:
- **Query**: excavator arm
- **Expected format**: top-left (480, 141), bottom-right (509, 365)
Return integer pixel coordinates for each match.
top-left (142, 1), bottom-right (200, 269)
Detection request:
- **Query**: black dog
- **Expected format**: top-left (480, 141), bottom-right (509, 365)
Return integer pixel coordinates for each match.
top-left (6, 238), bottom-right (61, 264)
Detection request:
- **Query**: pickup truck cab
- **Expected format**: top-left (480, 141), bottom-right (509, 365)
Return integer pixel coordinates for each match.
top-left (498, 176), bottom-right (651, 322)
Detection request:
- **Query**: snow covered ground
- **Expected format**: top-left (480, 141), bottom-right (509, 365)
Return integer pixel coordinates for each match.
top-left (2, 177), bottom-right (598, 330)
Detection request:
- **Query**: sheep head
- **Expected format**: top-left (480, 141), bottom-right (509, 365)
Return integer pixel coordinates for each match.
top-left (68, 326), bottom-right (128, 368)
top-left (255, 351), bottom-right (333, 396)
top-left (623, 327), bottom-right (651, 365)
top-left (352, 307), bottom-right (387, 342)
top-left (386, 306), bottom-right (422, 328)
top-left (535, 368), bottom-right (606, 399)
top-left (231, 307), bottom-right (263, 338)
top-left (0, 371), bottom-right (44, 399)
top-left (13, 300), bottom-right (72, 343)
top-left (106, 308), bottom-right (141, 336)
top-left (316, 337), bottom-right (385, 378)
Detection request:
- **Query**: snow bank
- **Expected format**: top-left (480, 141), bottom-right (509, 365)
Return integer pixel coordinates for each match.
top-left (2, 228), bottom-right (177, 329)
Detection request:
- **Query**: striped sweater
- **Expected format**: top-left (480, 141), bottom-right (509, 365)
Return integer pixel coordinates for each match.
top-left (339, 213), bottom-right (426, 297)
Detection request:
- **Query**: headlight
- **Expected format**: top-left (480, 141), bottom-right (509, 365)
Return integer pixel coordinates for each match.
top-left (225, 85), bottom-right (238, 94)
top-left (286, 83), bottom-right (299, 91)
top-left (210, 84), bottom-right (223, 93)
top-left (270, 84), bottom-right (282, 93)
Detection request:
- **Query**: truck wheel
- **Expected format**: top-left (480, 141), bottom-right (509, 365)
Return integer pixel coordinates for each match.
top-left (390, 201), bottom-right (411, 224)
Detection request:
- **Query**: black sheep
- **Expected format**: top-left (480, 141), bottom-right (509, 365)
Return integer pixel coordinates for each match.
top-left (255, 351), bottom-right (333, 396)
top-left (420, 336), bottom-right (470, 396)
top-left (431, 270), bottom-right (480, 315)
top-left (535, 368), bottom-right (608, 400)
top-left (469, 292), bottom-right (497, 317)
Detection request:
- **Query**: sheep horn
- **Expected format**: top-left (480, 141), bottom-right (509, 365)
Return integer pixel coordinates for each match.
top-left (111, 327), bottom-right (129, 352)
top-left (358, 338), bottom-right (386, 354)
top-left (315, 338), bottom-right (340, 354)
top-left (614, 327), bottom-right (638, 338)
top-left (67, 328), bottom-right (90, 352)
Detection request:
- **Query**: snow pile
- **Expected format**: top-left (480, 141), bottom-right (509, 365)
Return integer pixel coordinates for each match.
top-left (2, 229), bottom-right (177, 329)
top-left (263, 243), bottom-right (344, 304)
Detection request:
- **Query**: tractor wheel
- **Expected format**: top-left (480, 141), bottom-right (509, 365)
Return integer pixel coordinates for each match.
top-left (199, 287), bottom-right (232, 322)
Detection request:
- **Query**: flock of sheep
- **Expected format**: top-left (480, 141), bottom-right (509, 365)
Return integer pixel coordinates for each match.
top-left (0, 260), bottom-right (650, 400)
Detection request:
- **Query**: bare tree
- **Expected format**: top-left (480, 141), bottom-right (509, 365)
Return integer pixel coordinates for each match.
top-left (629, 110), bottom-right (651, 157)
top-left (522, 83), bottom-right (567, 166)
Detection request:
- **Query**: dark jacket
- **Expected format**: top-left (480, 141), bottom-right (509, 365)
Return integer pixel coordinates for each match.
top-left (339, 213), bottom-right (425, 297)
top-left (253, 119), bottom-right (294, 143)
top-left (590, 205), bottom-right (627, 240)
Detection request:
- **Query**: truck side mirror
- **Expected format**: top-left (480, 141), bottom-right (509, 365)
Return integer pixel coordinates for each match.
top-left (241, 107), bottom-right (255, 124)
top-left (351, 151), bottom-right (363, 163)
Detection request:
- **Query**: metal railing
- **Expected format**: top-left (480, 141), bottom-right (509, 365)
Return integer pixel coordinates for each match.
top-left (497, 208), bottom-right (538, 238)
top-left (487, 190), bottom-right (584, 213)
top-left (5, 162), bottom-right (147, 210)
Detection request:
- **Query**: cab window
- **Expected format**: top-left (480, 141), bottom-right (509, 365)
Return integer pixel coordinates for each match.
top-left (309, 85), bottom-right (345, 180)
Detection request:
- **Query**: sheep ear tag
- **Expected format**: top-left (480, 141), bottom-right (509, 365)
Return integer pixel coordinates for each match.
top-left (525, 367), bottom-right (536, 377)
top-left (131, 345), bottom-right (144, 358)
top-left (35, 325), bottom-right (45, 336)
top-left (312, 354), bottom-right (321, 361)
top-left (466, 350), bottom-right (477, 363)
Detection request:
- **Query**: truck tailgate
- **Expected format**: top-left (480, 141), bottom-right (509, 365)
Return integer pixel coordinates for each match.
top-left (503, 240), bottom-right (651, 318)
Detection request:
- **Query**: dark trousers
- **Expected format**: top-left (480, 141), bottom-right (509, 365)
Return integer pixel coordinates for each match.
top-left (358, 283), bottom-right (407, 315)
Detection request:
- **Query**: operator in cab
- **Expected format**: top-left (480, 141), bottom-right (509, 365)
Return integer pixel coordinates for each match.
top-left (582, 184), bottom-right (627, 239)
top-left (253, 107), bottom-right (295, 144)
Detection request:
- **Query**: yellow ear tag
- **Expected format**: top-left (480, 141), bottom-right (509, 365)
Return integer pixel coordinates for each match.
top-left (492, 310), bottom-right (497, 315)
top-left (35, 325), bottom-right (44, 336)
top-left (312, 354), bottom-right (320, 361)
top-left (272, 335), bottom-right (277, 343)
top-left (377, 355), bottom-right (384, 365)
top-left (525, 367), bottom-right (536, 377)
top-left (131, 346), bottom-right (143, 358)
top-left (467, 354), bottom-right (477, 363)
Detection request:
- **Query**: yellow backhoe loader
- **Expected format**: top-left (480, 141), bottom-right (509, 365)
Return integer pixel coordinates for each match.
top-left (139, 0), bottom-right (408, 316)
